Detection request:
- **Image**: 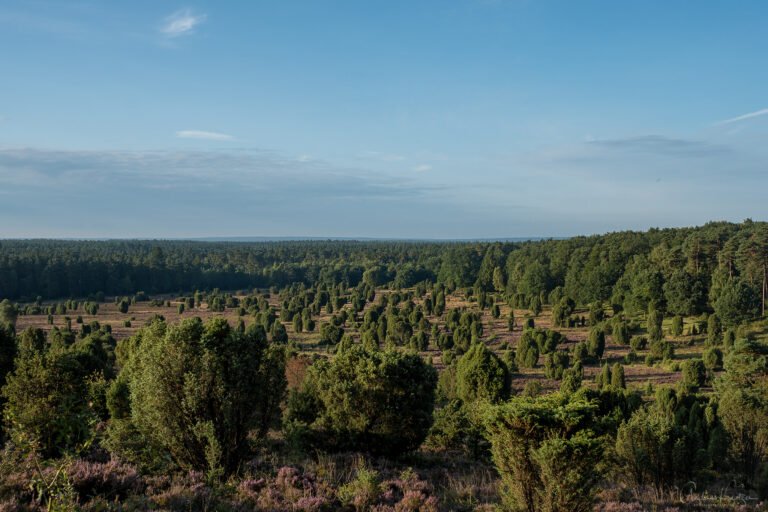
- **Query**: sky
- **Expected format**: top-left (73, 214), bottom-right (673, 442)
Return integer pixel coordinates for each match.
top-left (1, 0), bottom-right (767, 239)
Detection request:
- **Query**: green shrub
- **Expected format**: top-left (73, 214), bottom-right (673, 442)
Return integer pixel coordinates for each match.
top-left (670, 315), bottom-right (684, 337)
top-left (484, 392), bottom-right (604, 512)
top-left (703, 347), bottom-right (723, 371)
top-left (680, 359), bottom-right (706, 391)
top-left (612, 320), bottom-right (630, 345)
top-left (114, 318), bottom-right (286, 476)
top-left (285, 345), bottom-right (437, 456)
top-left (456, 343), bottom-right (510, 403)
top-left (587, 328), bottom-right (605, 359)
top-left (630, 335), bottom-right (647, 351)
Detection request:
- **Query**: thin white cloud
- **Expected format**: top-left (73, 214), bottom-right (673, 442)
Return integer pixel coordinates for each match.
top-left (176, 130), bottom-right (233, 141)
top-left (413, 164), bottom-right (432, 172)
top-left (161, 9), bottom-right (206, 37)
top-left (716, 108), bottom-right (768, 125)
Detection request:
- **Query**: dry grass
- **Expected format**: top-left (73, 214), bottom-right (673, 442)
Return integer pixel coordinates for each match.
top-left (15, 290), bottom-right (715, 392)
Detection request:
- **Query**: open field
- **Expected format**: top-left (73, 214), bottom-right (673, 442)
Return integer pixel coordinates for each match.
top-left (14, 288), bottom-right (739, 393)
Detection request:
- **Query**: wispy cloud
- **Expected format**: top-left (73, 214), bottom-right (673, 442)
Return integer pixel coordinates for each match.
top-left (413, 164), bottom-right (432, 172)
top-left (587, 135), bottom-right (728, 157)
top-left (715, 108), bottom-right (768, 125)
top-left (0, 147), bottom-right (436, 201)
top-left (160, 9), bottom-right (206, 38)
top-left (176, 130), bottom-right (233, 141)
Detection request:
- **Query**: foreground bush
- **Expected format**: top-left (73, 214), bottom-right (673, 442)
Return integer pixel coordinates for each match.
top-left (285, 344), bottom-right (437, 456)
top-left (484, 392), bottom-right (605, 512)
top-left (112, 317), bottom-right (286, 476)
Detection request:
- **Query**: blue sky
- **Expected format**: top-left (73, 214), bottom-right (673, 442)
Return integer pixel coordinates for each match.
top-left (1, 1), bottom-right (767, 238)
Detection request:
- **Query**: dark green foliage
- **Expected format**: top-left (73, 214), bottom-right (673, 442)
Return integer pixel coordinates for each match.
top-left (703, 347), bottom-right (723, 371)
top-left (681, 359), bottom-right (707, 391)
top-left (649, 339), bottom-right (675, 361)
top-left (456, 343), bottom-right (510, 403)
top-left (484, 392), bottom-right (605, 512)
top-left (270, 321), bottom-right (288, 344)
top-left (647, 305), bottom-right (664, 342)
top-left (516, 332), bottom-right (540, 369)
top-left (2, 336), bottom-right (109, 457)
top-left (715, 340), bottom-right (768, 483)
top-left (670, 315), bottom-right (684, 337)
top-left (113, 318), bottom-right (286, 475)
top-left (612, 319), bottom-right (630, 345)
top-left (0, 299), bottom-right (18, 327)
top-left (588, 301), bottom-right (605, 326)
top-left (551, 296), bottom-right (576, 328)
top-left (595, 363), bottom-right (612, 390)
top-left (630, 335), bottom-right (647, 352)
top-left (616, 391), bottom-right (725, 491)
top-left (319, 322), bottom-right (344, 345)
top-left (611, 363), bottom-right (626, 389)
top-left (713, 278), bottom-right (760, 327)
top-left (707, 314), bottom-right (722, 345)
top-left (559, 363), bottom-right (583, 393)
top-left (285, 345), bottom-right (437, 456)
top-left (572, 341), bottom-right (589, 363)
top-left (587, 327), bottom-right (605, 359)
top-left (0, 324), bottom-right (16, 383)
top-left (664, 270), bottom-right (706, 316)
top-left (544, 351), bottom-right (570, 380)
top-left (528, 295), bottom-right (542, 317)
top-left (425, 399), bottom-right (484, 456)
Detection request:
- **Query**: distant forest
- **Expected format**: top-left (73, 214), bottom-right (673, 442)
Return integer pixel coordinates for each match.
top-left (1, 221), bottom-right (766, 319)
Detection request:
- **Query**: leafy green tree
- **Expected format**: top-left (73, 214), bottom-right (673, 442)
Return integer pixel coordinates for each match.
top-left (613, 256), bottom-right (664, 314)
top-left (0, 324), bottom-right (15, 383)
top-left (270, 321), bottom-right (288, 344)
top-left (285, 345), bottom-right (437, 456)
top-left (493, 266), bottom-right (506, 293)
top-left (703, 347), bottom-right (723, 371)
top-left (681, 359), bottom-right (706, 391)
top-left (552, 297), bottom-right (575, 328)
top-left (670, 315), bottom-right (684, 337)
top-left (595, 363), bottom-right (611, 389)
top-left (560, 363), bottom-right (583, 394)
top-left (647, 305), bottom-right (664, 342)
top-left (456, 343), bottom-right (510, 403)
top-left (0, 299), bottom-right (18, 328)
top-left (663, 270), bottom-right (706, 316)
top-left (319, 322), bottom-right (344, 345)
top-left (2, 342), bottom-right (99, 457)
top-left (615, 406), bottom-right (677, 491)
top-left (119, 318), bottom-right (286, 475)
top-left (517, 333), bottom-right (540, 369)
top-left (588, 301), bottom-right (605, 326)
top-left (707, 314), bottom-right (722, 345)
top-left (529, 295), bottom-right (542, 317)
top-left (484, 392), bottom-right (604, 512)
top-left (713, 278), bottom-right (759, 327)
top-left (587, 328), bottom-right (605, 359)
top-left (612, 320), bottom-right (630, 345)
top-left (715, 339), bottom-right (768, 484)
top-left (544, 351), bottom-right (570, 380)
top-left (611, 363), bottom-right (626, 389)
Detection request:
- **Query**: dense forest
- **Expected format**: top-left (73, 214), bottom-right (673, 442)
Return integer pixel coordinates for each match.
top-left (0, 220), bottom-right (767, 511)
top-left (2, 220), bottom-right (767, 317)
